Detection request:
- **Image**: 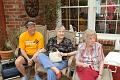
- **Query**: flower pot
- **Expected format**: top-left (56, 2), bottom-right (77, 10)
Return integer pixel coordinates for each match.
top-left (0, 50), bottom-right (13, 60)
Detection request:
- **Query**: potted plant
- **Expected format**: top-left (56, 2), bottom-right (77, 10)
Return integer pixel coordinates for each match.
top-left (0, 27), bottom-right (20, 60)
top-left (0, 40), bottom-right (13, 60)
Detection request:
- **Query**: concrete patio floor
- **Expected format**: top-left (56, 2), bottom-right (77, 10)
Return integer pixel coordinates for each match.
top-left (0, 73), bottom-right (71, 80)
top-left (0, 75), bottom-right (34, 80)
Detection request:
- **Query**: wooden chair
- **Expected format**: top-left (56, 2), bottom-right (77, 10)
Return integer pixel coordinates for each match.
top-left (46, 30), bottom-right (76, 46)
top-left (35, 30), bottom-right (76, 79)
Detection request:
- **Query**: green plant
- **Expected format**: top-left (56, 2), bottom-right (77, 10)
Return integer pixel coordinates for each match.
top-left (6, 27), bottom-right (20, 50)
top-left (2, 40), bottom-right (12, 51)
top-left (45, 1), bottom-right (60, 30)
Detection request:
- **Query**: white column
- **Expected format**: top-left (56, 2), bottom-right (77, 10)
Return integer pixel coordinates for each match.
top-left (88, 0), bottom-right (96, 30)
top-left (96, 0), bottom-right (101, 14)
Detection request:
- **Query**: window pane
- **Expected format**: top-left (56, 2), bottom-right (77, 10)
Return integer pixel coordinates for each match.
top-left (96, 21), bottom-right (105, 33)
top-left (70, 0), bottom-right (78, 6)
top-left (116, 21), bottom-right (120, 34)
top-left (101, 0), bottom-right (105, 3)
top-left (79, 0), bottom-right (88, 6)
top-left (96, 6), bottom-right (106, 20)
top-left (107, 0), bottom-right (118, 4)
top-left (106, 21), bottom-right (116, 34)
top-left (70, 20), bottom-right (78, 31)
top-left (119, 6), bottom-right (120, 14)
top-left (61, 0), bottom-right (69, 6)
top-left (118, 13), bottom-right (120, 20)
top-left (62, 20), bottom-right (70, 30)
top-left (79, 8), bottom-right (88, 32)
top-left (107, 0), bottom-right (117, 20)
top-left (70, 8), bottom-right (78, 19)
top-left (101, 0), bottom-right (118, 4)
top-left (62, 8), bottom-right (70, 19)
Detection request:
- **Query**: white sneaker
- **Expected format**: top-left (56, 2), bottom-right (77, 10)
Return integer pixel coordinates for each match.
top-left (34, 74), bottom-right (42, 80)
top-left (21, 75), bottom-right (28, 80)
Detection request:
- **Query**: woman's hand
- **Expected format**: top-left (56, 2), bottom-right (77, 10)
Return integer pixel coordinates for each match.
top-left (96, 75), bottom-right (102, 80)
top-left (59, 52), bottom-right (65, 57)
top-left (55, 49), bottom-right (63, 57)
top-left (83, 63), bottom-right (89, 67)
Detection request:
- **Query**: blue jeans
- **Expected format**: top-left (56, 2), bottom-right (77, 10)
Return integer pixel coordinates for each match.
top-left (34, 74), bottom-right (42, 80)
top-left (37, 53), bottom-right (68, 80)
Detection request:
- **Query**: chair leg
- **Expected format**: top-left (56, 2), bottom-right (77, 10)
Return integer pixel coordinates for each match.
top-left (26, 66), bottom-right (34, 79)
top-left (27, 68), bottom-right (31, 79)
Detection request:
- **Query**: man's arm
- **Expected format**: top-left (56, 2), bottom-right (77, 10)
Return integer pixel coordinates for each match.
top-left (21, 49), bottom-right (35, 66)
top-left (21, 49), bottom-right (30, 61)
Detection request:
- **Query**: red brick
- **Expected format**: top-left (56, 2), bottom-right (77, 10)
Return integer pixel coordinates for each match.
top-left (4, 9), bottom-right (8, 11)
top-left (5, 12), bottom-right (15, 15)
top-left (9, 9), bottom-right (17, 11)
top-left (6, 18), bottom-right (15, 21)
top-left (7, 25), bottom-right (15, 27)
top-left (9, 21), bottom-right (19, 25)
top-left (4, 5), bottom-right (13, 8)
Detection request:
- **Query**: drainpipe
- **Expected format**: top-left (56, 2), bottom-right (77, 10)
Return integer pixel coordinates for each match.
top-left (0, 0), bottom-right (7, 48)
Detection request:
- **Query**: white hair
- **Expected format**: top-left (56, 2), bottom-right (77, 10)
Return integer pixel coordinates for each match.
top-left (55, 25), bottom-right (65, 31)
top-left (82, 29), bottom-right (97, 42)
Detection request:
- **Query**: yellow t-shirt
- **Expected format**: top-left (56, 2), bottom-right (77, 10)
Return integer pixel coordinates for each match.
top-left (19, 31), bottom-right (44, 55)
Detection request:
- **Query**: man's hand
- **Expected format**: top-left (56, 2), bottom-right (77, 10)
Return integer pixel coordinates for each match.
top-left (28, 59), bottom-right (33, 66)
top-left (32, 48), bottom-right (46, 61)
top-left (40, 48), bottom-right (46, 52)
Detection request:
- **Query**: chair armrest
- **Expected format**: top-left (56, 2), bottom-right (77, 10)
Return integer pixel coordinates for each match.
top-left (35, 62), bottom-right (47, 73)
top-left (68, 55), bottom-right (75, 67)
top-left (65, 55), bottom-right (75, 77)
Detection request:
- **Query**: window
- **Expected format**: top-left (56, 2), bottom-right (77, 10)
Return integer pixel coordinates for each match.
top-left (96, 0), bottom-right (120, 34)
top-left (61, 0), bottom-right (88, 32)
top-left (61, 0), bottom-right (120, 34)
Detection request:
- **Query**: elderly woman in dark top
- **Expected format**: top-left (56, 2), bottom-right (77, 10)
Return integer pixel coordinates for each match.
top-left (75, 29), bottom-right (104, 80)
top-left (35, 25), bottom-right (76, 80)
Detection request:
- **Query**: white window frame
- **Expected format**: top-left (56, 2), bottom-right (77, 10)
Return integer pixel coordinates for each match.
top-left (58, 0), bottom-right (120, 40)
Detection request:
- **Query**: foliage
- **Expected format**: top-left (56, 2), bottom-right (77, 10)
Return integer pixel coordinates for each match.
top-left (2, 39), bottom-right (12, 51)
top-left (5, 27), bottom-right (20, 50)
top-left (45, 1), bottom-right (59, 30)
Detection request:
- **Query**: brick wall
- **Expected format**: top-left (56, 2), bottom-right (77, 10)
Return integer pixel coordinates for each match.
top-left (3, 0), bottom-right (46, 29)
top-left (3, 0), bottom-right (57, 35)
top-left (2, 0), bottom-right (45, 49)
top-left (1, 0), bottom-right (57, 49)
top-left (98, 39), bottom-right (115, 56)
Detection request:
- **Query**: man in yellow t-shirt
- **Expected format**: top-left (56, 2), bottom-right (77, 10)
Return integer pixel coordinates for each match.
top-left (15, 20), bottom-right (44, 80)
